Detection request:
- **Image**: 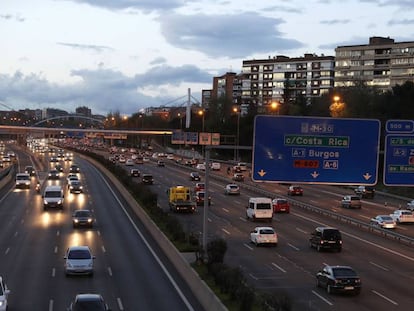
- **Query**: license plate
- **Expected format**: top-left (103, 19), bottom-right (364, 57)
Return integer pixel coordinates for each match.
top-left (344, 286), bottom-right (354, 290)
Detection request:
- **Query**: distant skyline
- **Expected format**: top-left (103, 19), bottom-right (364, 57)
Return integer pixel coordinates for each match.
top-left (1, 0), bottom-right (413, 115)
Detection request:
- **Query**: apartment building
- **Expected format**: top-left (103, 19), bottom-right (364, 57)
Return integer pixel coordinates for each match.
top-left (241, 54), bottom-right (335, 112)
top-left (335, 36), bottom-right (414, 90)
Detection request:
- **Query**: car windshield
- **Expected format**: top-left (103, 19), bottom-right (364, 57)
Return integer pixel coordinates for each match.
top-left (276, 199), bottom-right (288, 204)
top-left (229, 185), bottom-right (238, 189)
top-left (257, 203), bottom-right (271, 210)
top-left (16, 175), bottom-right (30, 180)
top-left (73, 300), bottom-right (105, 311)
top-left (68, 250), bottom-right (91, 259)
top-left (45, 191), bottom-right (62, 198)
top-left (259, 229), bottom-right (274, 234)
top-left (75, 211), bottom-right (91, 217)
top-left (380, 216), bottom-right (393, 221)
top-left (333, 268), bottom-right (357, 278)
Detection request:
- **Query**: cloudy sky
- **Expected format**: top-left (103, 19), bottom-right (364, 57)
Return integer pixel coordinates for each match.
top-left (1, 0), bottom-right (413, 116)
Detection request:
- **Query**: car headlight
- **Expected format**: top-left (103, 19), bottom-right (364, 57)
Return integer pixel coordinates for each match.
top-left (44, 200), bottom-right (49, 205)
top-left (87, 218), bottom-right (92, 223)
top-left (66, 262), bottom-right (73, 268)
top-left (74, 219), bottom-right (79, 223)
top-left (57, 200), bottom-right (62, 205)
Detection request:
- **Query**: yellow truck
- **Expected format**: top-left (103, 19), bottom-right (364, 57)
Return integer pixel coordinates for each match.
top-left (168, 186), bottom-right (196, 213)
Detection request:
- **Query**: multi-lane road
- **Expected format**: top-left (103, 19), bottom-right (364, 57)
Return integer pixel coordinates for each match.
top-left (0, 146), bottom-right (205, 310)
top-left (2, 145), bottom-right (414, 310)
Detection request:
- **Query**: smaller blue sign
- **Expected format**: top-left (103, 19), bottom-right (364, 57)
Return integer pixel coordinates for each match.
top-left (185, 132), bottom-right (198, 145)
top-left (386, 120), bottom-right (414, 133)
top-left (384, 134), bottom-right (414, 186)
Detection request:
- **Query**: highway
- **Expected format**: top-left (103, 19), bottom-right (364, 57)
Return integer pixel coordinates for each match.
top-left (0, 146), bottom-right (205, 311)
top-left (110, 152), bottom-right (414, 311)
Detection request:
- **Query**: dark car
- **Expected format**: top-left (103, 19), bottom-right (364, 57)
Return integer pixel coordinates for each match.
top-left (232, 173), bottom-right (245, 182)
top-left (69, 164), bottom-right (80, 173)
top-left (24, 165), bottom-right (36, 176)
top-left (157, 160), bottom-right (165, 167)
top-left (310, 227), bottom-right (342, 252)
top-left (55, 163), bottom-right (64, 172)
top-left (67, 293), bottom-right (111, 311)
top-left (316, 265), bottom-right (361, 295)
top-left (48, 169), bottom-right (60, 180)
top-left (354, 186), bottom-right (375, 199)
top-left (142, 174), bottom-right (154, 185)
top-left (190, 172), bottom-right (201, 181)
top-left (287, 185), bottom-right (303, 196)
top-left (130, 169), bottom-right (140, 177)
top-left (72, 209), bottom-right (94, 228)
top-left (68, 180), bottom-right (83, 194)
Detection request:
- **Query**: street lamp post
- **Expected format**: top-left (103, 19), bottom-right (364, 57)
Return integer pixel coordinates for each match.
top-left (233, 107), bottom-right (240, 162)
top-left (198, 110), bottom-right (205, 158)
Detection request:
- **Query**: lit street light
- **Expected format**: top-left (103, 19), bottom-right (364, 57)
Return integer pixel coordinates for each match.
top-left (233, 107), bottom-right (240, 162)
top-left (330, 95), bottom-right (345, 117)
top-left (271, 101), bottom-right (280, 115)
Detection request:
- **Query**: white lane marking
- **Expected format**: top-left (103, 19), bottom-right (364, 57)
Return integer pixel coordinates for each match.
top-left (49, 299), bottom-right (54, 311)
top-left (54, 246), bottom-right (58, 254)
top-left (369, 261), bottom-right (389, 271)
top-left (239, 217), bottom-right (247, 222)
top-left (271, 262), bottom-right (286, 273)
top-left (5, 248), bottom-right (9, 255)
top-left (97, 230), bottom-right (101, 236)
top-left (296, 227), bottom-right (307, 234)
top-left (52, 268), bottom-right (56, 277)
top-left (372, 290), bottom-right (398, 305)
top-left (312, 290), bottom-right (333, 306)
top-left (244, 243), bottom-right (254, 250)
top-left (101, 245), bottom-right (106, 253)
top-left (14, 231), bottom-right (18, 237)
top-left (222, 228), bottom-right (230, 235)
top-left (108, 267), bottom-right (113, 276)
top-left (222, 208), bottom-right (230, 213)
top-left (287, 243), bottom-right (299, 251)
top-left (117, 297), bottom-right (124, 310)
top-left (56, 230), bottom-right (60, 236)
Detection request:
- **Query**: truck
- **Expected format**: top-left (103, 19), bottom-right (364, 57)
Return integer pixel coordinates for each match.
top-left (168, 186), bottom-right (196, 213)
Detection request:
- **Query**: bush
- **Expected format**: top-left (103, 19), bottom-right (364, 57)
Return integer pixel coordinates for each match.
top-left (206, 238), bottom-right (227, 265)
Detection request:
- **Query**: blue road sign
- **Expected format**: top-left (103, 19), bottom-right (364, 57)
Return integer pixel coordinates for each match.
top-left (386, 120), bottom-right (414, 134)
top-left (252, 116), bottom-right (380, 185)
top-left (384, 134), bottom-right (414, 186)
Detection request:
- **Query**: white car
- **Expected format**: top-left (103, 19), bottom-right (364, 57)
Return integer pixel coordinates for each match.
top-left (407, 200), bottom-right (414, 211)
top-left (64, 246), bottom-right (95, 276)
top-left (125, 159), bottom-right (134, 166)
top-left (224, 184), bottom-right (240, 195)
top-left (0, 276), bottom-right (10, 311)
top-left (370, 215), bottom-right (397, 229)
top-left (250, 227), bottom-right (278, 246)
top-left (390, 210), bottom-right (414, 223)
top-left (196, 163), bottom-right (206, 171)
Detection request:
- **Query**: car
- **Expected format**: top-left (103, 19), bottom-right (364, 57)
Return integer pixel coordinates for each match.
top-left (43, 185), bottom-right (64, 210)
top-left (68, 180), bottom-right (83, 193)
top-left (55, 163), bottom-right (64, 172)
top-left (233, 165), bottom-right (242, 173)
top-left (309, 227), bottom-right (342, 252)
top-left (125, 159), bottom-right (134, 166)
top-left (142, 174), bottom-right (154, 184)
top-left (354, 185), bottom-right (375, 198)
top-left (66, 173), bottom-right (79, 184)
top-left (272, 198), bottom-right (290, 213)
top-left (250, 226), bottom-right (278, 246)
top-left (69, 164), bottom-right (80, 173)
top-left (389, 209), bottom-right (414, 223)
top-left (316, 265), bottom-right (361, 295)
top-left (143, 157), bottom-right (150, 163)
top-left (0, 276), bottom-right (10, 311)
top-left (194, 191), bottom-right (211, 206)
top-left (190, 172), bottom-right (201, 181)
top-left (24, 165), bottom-right (36, 176)
top-left (48, 169), bottom-right (60, 180)
top-left (224, 184), bottom-right (240, 195)
top-left (196, 163), bottom-right (206, 171)
top-left (232, 173), bottom-right (245, 182)
top-left (130, 168), bottom-right (140, 177)
top-left (67, 293), bottom-right (111, 311)
top-left (287, 185), bottom-right (303, 196)
top-left (194, 182), bottom-right (205, 192)
top-left (49, 156), bottom-right (58, 162)
top-left (157, 160), bottom-right (165, 167)
top-left (407, 200), bottom-right (414, 211)
top-left (211, 162), bottom-right (221, 171)
top-left (370, 215), bottom-right (397, 229)
top-left (341, 195), bottom-right (361, 209)
top-left (64, 245), bottom-right (95, 276)
top-left (72, 209), bottom-right (94, 228)
top-left (118, 156), bottom-right (126, 163)
top-left (15, 173), bottom-right (31, 189)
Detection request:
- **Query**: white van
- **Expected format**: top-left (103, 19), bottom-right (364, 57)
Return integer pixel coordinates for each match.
top-left (238, 162), bottom-right (248, 171)
top-left (43, 185), bottom-right (64, 210)
top-left (15, 173), bottom-right (31, 189)
top-left (246, 197), bottom-right (273, 222)
top-left (211, 162), bottom-right (221, 171)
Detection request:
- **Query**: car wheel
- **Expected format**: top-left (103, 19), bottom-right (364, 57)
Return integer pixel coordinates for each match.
top-left (316, 278), bottom-right (321, 288)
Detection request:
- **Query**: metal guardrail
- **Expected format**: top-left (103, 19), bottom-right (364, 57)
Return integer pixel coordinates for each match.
top-left (173, 162), bottom-right (414, 247)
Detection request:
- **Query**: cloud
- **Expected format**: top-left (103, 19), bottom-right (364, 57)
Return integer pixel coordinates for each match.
top-left (150, 57), bottom-right (167, 65)
top-left (360, 0), bottom-right (414, 10)
top-left (318, 36), bottom-right (370, 50)
top-left (66, 0), bottom-right (190, 12)
top-left (0, 64), bottom-right (213, 115)
top-left (388, 19), bottom-right (414, 26)
top-left (320, 19), bottom-right (351, 25)
top-left (57, 42), bottom-right (114, 53)
top-left (159, 12), bottom-right (304, 58)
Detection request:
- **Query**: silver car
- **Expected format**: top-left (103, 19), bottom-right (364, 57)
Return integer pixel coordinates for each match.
top-left (370, 215), bottom-right (397, 229)
top-left (64, 246), bottom-right (95, 276)
top-left (224, 184), bottom-right (240, 195)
